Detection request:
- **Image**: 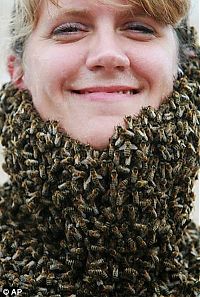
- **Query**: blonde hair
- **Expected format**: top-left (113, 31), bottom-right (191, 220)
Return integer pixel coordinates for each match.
top-left (10, 0), bottom-right (190, 56)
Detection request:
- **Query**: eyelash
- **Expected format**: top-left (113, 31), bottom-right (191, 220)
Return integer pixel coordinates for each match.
top-left (124, 23), bottom-right (155, 35)
top-left (52, 22), bottom-right (155, 38)
top-left (53, 23), bottom-right (87, 35)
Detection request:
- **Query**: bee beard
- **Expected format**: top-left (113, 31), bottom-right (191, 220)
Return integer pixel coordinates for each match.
top-left (0, 76), bottom-right (199, 296)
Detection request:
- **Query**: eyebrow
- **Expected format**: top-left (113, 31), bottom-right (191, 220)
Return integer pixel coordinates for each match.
top-left (50, 8), bottom-right (94, 20)
top-left (50, 6), bottom-right (148, 21)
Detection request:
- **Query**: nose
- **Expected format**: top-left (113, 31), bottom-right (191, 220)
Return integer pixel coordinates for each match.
top-left (86, 31), bottom-right (130, 72)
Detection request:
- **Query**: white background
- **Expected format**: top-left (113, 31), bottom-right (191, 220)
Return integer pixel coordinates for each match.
top-left (0, 0), bottom-right (199, 224)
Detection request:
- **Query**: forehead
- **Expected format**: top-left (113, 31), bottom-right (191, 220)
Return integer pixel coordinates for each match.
top-left (38, 0), bottom-right (150, 21)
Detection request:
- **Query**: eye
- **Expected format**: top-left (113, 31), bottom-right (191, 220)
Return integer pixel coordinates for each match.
top-left (123, 22), bottom-right (155, 35)
top-left (52, 22), bottom-right (89, 36)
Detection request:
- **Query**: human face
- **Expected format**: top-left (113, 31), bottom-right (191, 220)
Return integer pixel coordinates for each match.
top-left (22, 0), bottom-right (178, 149)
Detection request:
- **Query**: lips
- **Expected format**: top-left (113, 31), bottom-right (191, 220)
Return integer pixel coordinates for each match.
top-left (71, 86), bottom-right (139, 95)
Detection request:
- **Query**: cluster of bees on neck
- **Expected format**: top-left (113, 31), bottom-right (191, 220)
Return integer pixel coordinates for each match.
top-left (0, 27), bottom-right (199, 296)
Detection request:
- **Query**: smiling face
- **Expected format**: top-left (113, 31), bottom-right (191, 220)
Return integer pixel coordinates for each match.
top-left (20, 0), bottom-right (178, 149)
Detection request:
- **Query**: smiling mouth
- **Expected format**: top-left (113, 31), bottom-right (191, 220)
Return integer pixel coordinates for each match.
top-left (72, 89), bottom-right (139, 95)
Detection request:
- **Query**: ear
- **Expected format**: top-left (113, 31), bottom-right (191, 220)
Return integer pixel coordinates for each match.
top-left (7, 55), bottom-right (25, 89)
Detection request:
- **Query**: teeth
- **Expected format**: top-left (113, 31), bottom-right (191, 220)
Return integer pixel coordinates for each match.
top-left (75, 90), bottom-right (136, 95)
top-left (117, 90), bottom-right (134, 95)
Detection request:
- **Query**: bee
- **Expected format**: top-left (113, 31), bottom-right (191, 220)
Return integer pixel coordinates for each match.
top-left (116, 189), bottom-right (126, 206)
top-left (87, 188), bottom-right (100, 203)
top-left (72, 168), bottom-right (86, 180)
top-left (143, 270), bottom-right (151, 282)
top-left (52, 190), bottom-right (65, 207)
top-left (25, 159), bottom-right (39, 167)
top-left (42, 181), bottom-right (50, 196)
top-left (127, 283), bottom-right (136, 294)
top-left (127, 238), bottom-right (137, 253)
top-left (65, 258), bottom-right (77, 267)
top-left (147, 207), bottom-right (158, 219)
top-left (147, 166), bottom-right (156, 184)
top-left (36, 273), bottom-right (46, 284)
top-left (39, 164), bottom-right (46, 179)
top-left (88, 230), bottom-right (101, 238)
top-left (119, 140), bottom-right (137, 165)
top-left (187, 142), bottom-right (197, 154)
top-left (49, 260), bottom-right (65, 272)
top-left (124, 268), bottom-right (138, 277)
top-left (158, 128), bottom-right (167, 142)
top-left (102, 207), bottom-right (115, 222)
top-left (51, 158), bottom-right (60, 173)
top-left (134, 223), bottom-right (148, 233)
top-left (124, 115), bottom-right (134, 129)
top-left (131, 167), bottom-right (138, 184)
top-left (136, 180), bottom-right (148, 188)
top-left (90, 168), bottom-right (102, 183)
top-left (88, 269), bottom-right (108, 279)
top-left (132, 191), bottom-right (140, 205)
top-left (159, 285), bottom-right (170, 295)
top-left (163, 112), bottom-right (174, 121)
top-left (12, 248), bottom-right (23, 260)
top-left (135, 127), bottom-right (148, 142)
top-left (116, 206), bottom-right (124, 220)
top-left (70, 247), bottom-right (84, 255)
top-left (117, 165), bottom-right (130, 174)
top-left (28, 119), bottom-right (39, 134)
top-left (163, 260), bottom-right (177, 270)
top-left (93, 218), bottom-right (109, 232)
top-left (112, 226), bottom-right (123, 239)
top-left (146, 106), bottom-right (156, 119)
top-left (176, 105), bottom-right (185, 118)
top-left (54, 133), bottom-right (62, 147)
top-left (102, 285), bottom-right (114, 293)
top-left (46, 272), bottom-right (56, 286)
top-left (159, 145), bottom-right (172, 161)
top-left (58, 181), bottom-right (70, 191)
top-left (59, 284), bottom-right (75, 292)
top-left (90, 245), bottom-right (105, 253)
top-left (23, 260), bottom-right (36, 272)
top-left (136, 236), bottom-right (147, 248)
top-left (110, 169), bottom-right (118, 190)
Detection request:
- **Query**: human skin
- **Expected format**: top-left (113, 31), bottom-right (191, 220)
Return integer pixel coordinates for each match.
top-left (11, 0), bottom-right (178, 149)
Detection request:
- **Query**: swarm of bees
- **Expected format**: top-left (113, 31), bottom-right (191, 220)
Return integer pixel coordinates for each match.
top-left (0, 25), bottom-right (199, 297)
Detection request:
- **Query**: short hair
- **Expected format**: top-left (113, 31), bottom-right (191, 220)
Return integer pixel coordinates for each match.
top-left (10, 0), bottom-right (190, 57)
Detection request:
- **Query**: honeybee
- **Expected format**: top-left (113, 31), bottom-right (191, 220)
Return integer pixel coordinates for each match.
top-left (134, 223), bottom-right (148, 233)
top-left (124, 268), bottom-right (138, 277)
top-left (102, 285), bottom-right (114, 293)
top-left (88, 230), bottom-right (101, 238)
top-left (110, 169), bottom-right (118, 189)
top-left (112, 226), bottom-right (123, 239)
top-left (163, 112), bottom-right (174, 121)
top-left (143, 270), bottom-right (151, 282)
top-left (90, 245), bottom-right (105, 253)
top-left (51, 158), bottom-right (60, 173)
top-left (88, 269), bottom-right (108, 279)
top-left (136, 180), bottom-right (148, 188)
top-left (116, 206), bottom-right (124, 221)
top-left (127, 238), bottom-right (137, 253)
top-left (25, 159), bottom-right (39, 167)
top-left (46, 272), bottom-right (56, 286)
top-left (136, 236), bottom-right (147, 248)
top-left (117, 165), bottom-right (130, 174)
top-left (146, 106), bottom-right (156, 119)
top-left (127, 283), bottom-right (136, 294)
top-left (39, 164), bottom-right (46, 179)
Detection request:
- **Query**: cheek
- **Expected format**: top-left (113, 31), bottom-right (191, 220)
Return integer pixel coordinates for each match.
top-left (129, 45), bottom-right (177, 89)
top-left (23, 45), bottom-right (85, 94)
